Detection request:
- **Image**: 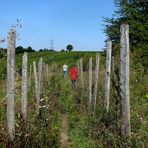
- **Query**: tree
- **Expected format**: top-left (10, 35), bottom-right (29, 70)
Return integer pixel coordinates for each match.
top-left (60, 49), bottom-right (65, 52)
top-left (103, 0), bottom-right (148, 68)
top-left (66, 44), bottom-right (73, 52)
top-left (48, 49), bottom-right (55, 52)
top-left (39, 49), bottom-right (43, 52)
top-left (16, 46), bottom-right (24, 54)
top-left (27, 46), bottom-right (33, 52)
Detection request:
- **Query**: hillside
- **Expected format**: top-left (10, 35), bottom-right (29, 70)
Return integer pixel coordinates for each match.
top-left (0, 51), bottom-right (102, 78)
top-left (0, 50), bottom-right (147, 147)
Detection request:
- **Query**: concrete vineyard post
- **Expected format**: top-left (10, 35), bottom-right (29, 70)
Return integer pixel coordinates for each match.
top-left (7, 29), bottom-right (16, 140)
top-left (80, 58), bottom-right (84, 92)
top-left (77, 60), bottom-right (80, 81)
top-left (120, 24), bottom-right (131, 139)
top-left (33, 61), bottom-right (40, 113)
top-left (38, 58), bottom-right (43, 111)
top-left (89, 57), bottom-right (92, 107)
top-left (104, 40), bottom-right (112, 113)
top-left (94, 54), bottom-right (100, 108)
top-left (21, 52), bottom-right (28, 122)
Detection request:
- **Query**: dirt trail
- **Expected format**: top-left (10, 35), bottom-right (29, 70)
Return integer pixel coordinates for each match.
top-left (60, 114), bottom-right (70, 148)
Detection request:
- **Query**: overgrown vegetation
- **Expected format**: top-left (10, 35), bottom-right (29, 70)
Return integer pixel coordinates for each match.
top-left (101, 0), bottom-right (148, 147)
top-left (0, 48), bottom-right (147, 147)
top-left (103, 0), bottom-right (148, 70)
top-left (0, 62), bottom-right (62, 147)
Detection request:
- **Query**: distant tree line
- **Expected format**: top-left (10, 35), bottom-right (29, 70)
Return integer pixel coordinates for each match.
top-left (39, 48), bottom-right (55, 52)
top-left (16, 46), bottom-right (35, 54)
top-left (34, 45), bottom-right (74, 52)
top-left (0, 43), bottom-right (74, 58)
top-left (0, 46), bottom-right (35, 58)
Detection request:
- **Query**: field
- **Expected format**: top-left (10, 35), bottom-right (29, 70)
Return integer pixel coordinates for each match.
top-left (0, 51), bottom-right (148, 147)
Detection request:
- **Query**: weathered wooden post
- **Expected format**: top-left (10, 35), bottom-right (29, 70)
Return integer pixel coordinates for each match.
top-left (21, 52), bottom-right (28, 122)
top-left (80, 58), bottom-right (84, 92)
top-left (89, 57), bottom-right (92, 107)
top-left (120, 24), bottom-right (131, 139)
top-left (94, 54), bottom-right (100, 108)
top-left (33, 61), bottom-right (40, 112)
top-left (7, 29), bottom-right (16, 140)
top-left (104, 40), bottom-right (112, 113)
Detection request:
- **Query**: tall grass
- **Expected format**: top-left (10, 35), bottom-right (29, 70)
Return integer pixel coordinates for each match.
top-left (0, 51), bottom-right (147, 147)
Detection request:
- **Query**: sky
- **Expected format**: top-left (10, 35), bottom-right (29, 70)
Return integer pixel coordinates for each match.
top-left (0, 0), bottom-right (115, 51)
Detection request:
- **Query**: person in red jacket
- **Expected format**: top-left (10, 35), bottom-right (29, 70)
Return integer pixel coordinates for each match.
top-left (70, 65), bottom-right (78, 88)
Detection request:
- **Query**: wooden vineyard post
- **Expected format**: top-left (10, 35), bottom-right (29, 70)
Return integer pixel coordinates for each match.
top-left (120, 24), bottom-right (131, 139)
top-left (104, 40), bottom-right (112, 113)
top-left (89, 57), bottom-right (92, 107)
top-left (7, 29), bottom-right (16, 140)
top-left (33, 61), bottom-right (39, 112)
top-left (21, 52), bottom-right (28, 122)
top-left (80, 58), bottom-right (84, 93)
top-left (94, 54), bottom-right (100, 108)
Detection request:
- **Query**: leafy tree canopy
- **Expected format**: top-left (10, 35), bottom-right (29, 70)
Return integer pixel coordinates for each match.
top-left (16, 46), bottom-right (35, 54)
top-left (66, 44), bottom-right (73, 52)
top-left (103, 0), bottom-right (148, 68)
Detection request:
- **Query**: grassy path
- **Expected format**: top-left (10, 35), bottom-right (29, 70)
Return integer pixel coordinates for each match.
top-left (60, 114), bottom-right (70, 148)
top-left (59, 76), bottom-right (72, 148)
top-left (59, 74), bottom-right (95, 148)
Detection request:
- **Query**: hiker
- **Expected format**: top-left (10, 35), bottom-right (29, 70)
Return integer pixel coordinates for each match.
top-left (63, 63), bottom-right (68, 78)
top-left (70, 65), bottom-right (78, 88)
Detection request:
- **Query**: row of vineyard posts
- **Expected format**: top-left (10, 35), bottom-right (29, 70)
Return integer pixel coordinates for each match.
top-left (6, 24), bottom-right (130, 144)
